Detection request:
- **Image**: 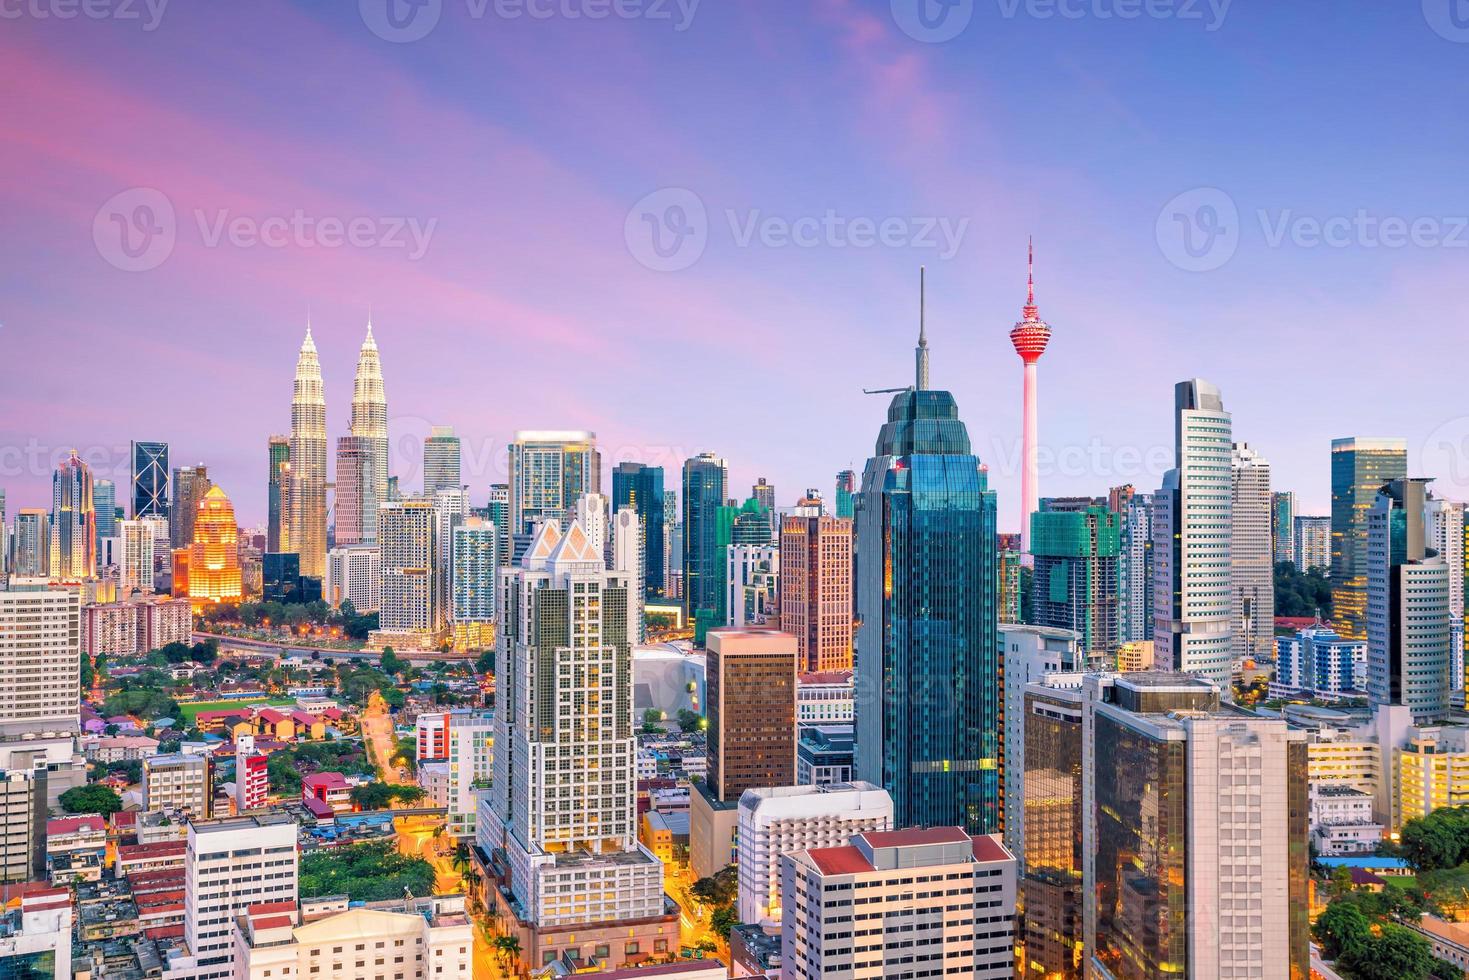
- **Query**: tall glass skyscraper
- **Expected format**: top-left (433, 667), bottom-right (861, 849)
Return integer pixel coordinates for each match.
top-left (1331, 437), bottom-right (1408, 641)
top-left (854, 302), bottom-right (1000, 836)
top-left (682, 453), bottom-right (728, 642)
top-left (267, 435), bottom-right (289, 553)
top-left (611, 462), bottom-right (665, 598)
top-left (93, 479), bottom-right (117, 552)
top-left (130, 441), bottom-right (169, 519)
top-left (51, 451), bottom-right (97, 579)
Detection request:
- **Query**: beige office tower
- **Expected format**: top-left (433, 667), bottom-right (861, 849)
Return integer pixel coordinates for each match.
top-left (1230, 442), bottom-right (1274, 661)
top-left (289, 324), bottom-right (328, 579)
top-left (487, 520), bottom-right (671, 973)
top-left (778, 513), bottom-right (854, 672)
top-left (1083, 672), bottom-right (1310, 979)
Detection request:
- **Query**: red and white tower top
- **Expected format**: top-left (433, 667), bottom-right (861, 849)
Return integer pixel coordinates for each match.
top-left (1009, 237), bottom-right (1052, 364)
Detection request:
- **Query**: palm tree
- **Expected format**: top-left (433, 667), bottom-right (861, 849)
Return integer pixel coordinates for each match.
top-left (492, 934), bottom-right (522, 974)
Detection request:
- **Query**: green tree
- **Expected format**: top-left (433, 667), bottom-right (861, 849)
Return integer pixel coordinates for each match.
top-left (59, 785), bottom-right (123, 815)
top-left (1314, 900), bottom-right (1372, 959)
top-left (380, 647), bottom-right (405, 678)
top-left (1274, 561), bottom-right (1334, 618)
top-left (710, 906), bottom-right (738, 940)
top-left (641, 708), bottom-right (664, 733)
top-left (691, 865), bottom-right (738, 907)
top-left (1340, 923), bottom-right (1435, 980)
top-left (676, 708), bottom-right (703, 733)
top-left (474, 651), bottom-right (494, 675)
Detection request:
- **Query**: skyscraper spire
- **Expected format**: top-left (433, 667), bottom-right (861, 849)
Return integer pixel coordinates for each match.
top-left (349, 316), bottom-right (389, 544)
top-left (915, 266), bottom-right (930, 391)
top-left (290, 323), bottom-right (327, 579)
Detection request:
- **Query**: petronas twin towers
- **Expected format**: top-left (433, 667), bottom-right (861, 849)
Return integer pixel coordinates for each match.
top-left (286, 319), bottom-right (389, 579)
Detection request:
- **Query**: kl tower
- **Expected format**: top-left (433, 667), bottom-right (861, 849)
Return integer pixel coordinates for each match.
top-left (1010, 238), bottom-right (1052, 563)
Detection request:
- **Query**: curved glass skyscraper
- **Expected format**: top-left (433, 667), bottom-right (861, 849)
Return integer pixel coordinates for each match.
top-left (854, 288), bottom-right (1000, 835)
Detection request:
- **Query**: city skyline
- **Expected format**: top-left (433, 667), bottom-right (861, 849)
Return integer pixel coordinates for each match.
top-left (5, 4), bottom-right (1469, 522)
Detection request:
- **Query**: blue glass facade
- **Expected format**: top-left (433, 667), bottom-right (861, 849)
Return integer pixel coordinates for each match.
top-left (854, 388), bottom-right (1001, 835)
top-left (612, 462), bottom-right (666, 598)
top-left (682, 454), bottom-right (727, 637)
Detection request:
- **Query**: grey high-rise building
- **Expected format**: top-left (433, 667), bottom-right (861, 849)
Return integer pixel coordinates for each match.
top-left (170, 464), bottom-right (210, 551)
top-left (51, 451), bottom-right (97, 579)
top-left (334, 436), bottom-right (372, 547)
top-left (507, 431), bottom-right (600, 536)
top-left (1114, 487), bottom-right (1154, 643)
top-left (423, 426), bottom-right (461, 494)
top-left (612, 462), bottom-right (666, 598)
top-left (487, 483), bottom-right (510, 572)
top-left (1367, 478), bottom-right (1454, 722)
top-left (267, 435), bottom-right (289, 553)
top-left (1231, 443), bottom-right (1274, 661)
top-left (13, 510), bottom-right (49, 577)
top-left (682, 453), bottom-right (728, 637)
top-left (1153, 380), bottom-right (1233, 690)
top-left (1332, 438), bottom-right (1408, 641)
top-left (854, 282), bottom-right (1000, 835)
top-left (1294, 515), bottom-right (1331, 573)
top-left (92, 479), bottom-right (117, 554)
top-left (130, 441), bottom-right (169, 519)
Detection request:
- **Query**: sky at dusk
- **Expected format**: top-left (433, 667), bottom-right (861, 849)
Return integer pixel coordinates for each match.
top-left (4, 0), bottom-right (1469, 528)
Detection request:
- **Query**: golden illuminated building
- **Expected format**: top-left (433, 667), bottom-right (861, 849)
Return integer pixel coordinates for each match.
top-left (186, 485), bottom-right (243, 611)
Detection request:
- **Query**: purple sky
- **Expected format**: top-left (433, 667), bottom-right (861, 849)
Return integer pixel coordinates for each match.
top-left (4, 0), bottom-right (1469, 528)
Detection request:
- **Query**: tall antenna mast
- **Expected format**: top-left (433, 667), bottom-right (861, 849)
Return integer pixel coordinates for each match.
top-left (915, 266), bottom-right (930, 391)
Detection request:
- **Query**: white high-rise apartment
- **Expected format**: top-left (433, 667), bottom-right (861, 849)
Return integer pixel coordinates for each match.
top-left (1231, 443), bottom-right (1274, 661)
top-left (575, 491), bottom-right (609, 559)
top-left (326, 544), bottom-right (381, 613)
top-left (1119, 493), bottom-right (1153, 642)
top-left (489, 520), bottom-right (665, 968)
top-left (736, 781), bottom-right (893, 926)
top-left (1368, 479), bottom-right (1454, 722)
top-left (727, 543), bottom-right (779, 628)
top-left (450, 518), bottom-right (496, 625)
top-left (780, 827), bottom-right (1017, 980)
top-left (1426, 497), bottom-right (1465, 625)
top-left (1153, 379), bottom-right (1234, 690)
top-left (289, 325), bottom-right (328, 580)
top-left (0, 590), bottom-right (80, 733)
top-left (612, 506), bottom-right (646, 642)
top-left (119, 518), bottom-right (156, 595)
top-left (507, 431), bottom-right (600, 536)
top-left (348, 321), bottom-right (389, 544)
top-left (372, 499), bottom-right (446, 649)
top-left (446, 710), bottom-right (493, 838)
top-left (178, 813), bottom-right (298, 980)
top-left (423, 426), bottom-right (461, 494)
top-left (1294, 515), bottom-right (1331, 572)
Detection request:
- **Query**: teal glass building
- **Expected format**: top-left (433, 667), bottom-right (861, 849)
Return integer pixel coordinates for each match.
top-left (854, 317), bottom-right (1000, 835)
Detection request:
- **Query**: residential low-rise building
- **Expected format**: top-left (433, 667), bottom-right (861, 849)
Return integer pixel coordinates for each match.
top-left (143, 753), bottom-right (212, 818)
top-left (232, 899), bottom-right (472, 980)
top-left (780, 827), bottom-right (1017, 980)
top-left (736, 782), bottom-right (893, 927)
